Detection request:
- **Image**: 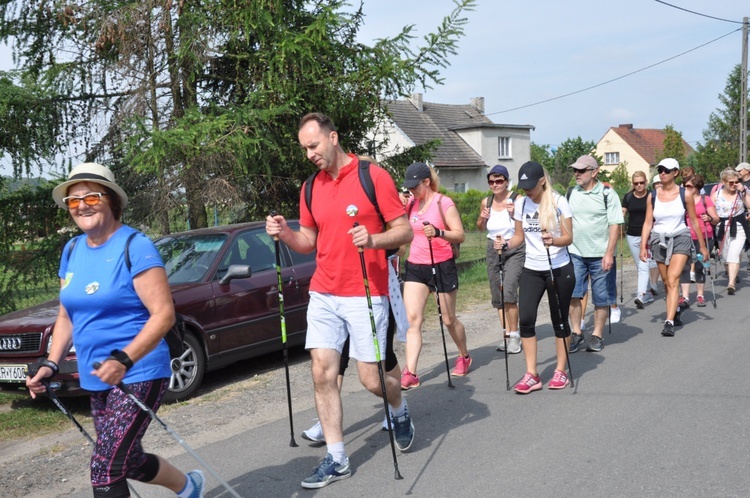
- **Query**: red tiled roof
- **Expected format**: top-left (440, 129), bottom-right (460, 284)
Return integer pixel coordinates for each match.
top-left (610, 125), bottom-right (695, 165)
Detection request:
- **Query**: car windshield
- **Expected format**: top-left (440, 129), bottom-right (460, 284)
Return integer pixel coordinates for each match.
top-left (155, 234), bottom-right (227, 284)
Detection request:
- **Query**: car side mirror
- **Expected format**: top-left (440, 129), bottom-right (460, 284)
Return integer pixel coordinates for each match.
top-left (218, 264), bottom-right (252, 285)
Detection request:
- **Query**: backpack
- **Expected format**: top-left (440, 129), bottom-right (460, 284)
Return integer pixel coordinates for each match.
top-left (485, 191), bottom-right (519, 211)
top-left (304, 159), bottom-right (397, 257)
top-left (65, 233), bottom-right (186, 359)
top-left (650, 187), bottom-right (687, 211)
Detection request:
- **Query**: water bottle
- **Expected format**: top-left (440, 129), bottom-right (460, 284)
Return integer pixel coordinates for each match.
top-left (697, 253), bottom-right (709, 268)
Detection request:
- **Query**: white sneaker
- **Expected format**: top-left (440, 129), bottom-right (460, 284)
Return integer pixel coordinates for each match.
top-left (609, 306), bottom-right (621, 324)
top-left (496, 330), bottom-right (508, 351)
top-left (302, 419), bottom-right (325, 443)
top-left (642, 291), bottom-right (654, 304)
top-left (690, 271), bottom-right (696, 283)
top-left (580, 319), bottom-right (586, 331)
top-left (381, 409), bottom-right (394, 431)
top-left (506, 335), bottom-right (522, 354)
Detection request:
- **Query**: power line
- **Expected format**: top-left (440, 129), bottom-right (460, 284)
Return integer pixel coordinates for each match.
top-left (653, 1), bottom-right (745, 24)
top-left (486, 28), bottom-right (741, 117)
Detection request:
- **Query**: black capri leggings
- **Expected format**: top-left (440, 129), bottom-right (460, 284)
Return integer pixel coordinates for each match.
top-left (339, 306), bottom-right (398, 375)
top-left (518, 261), bottom-right (575, 339)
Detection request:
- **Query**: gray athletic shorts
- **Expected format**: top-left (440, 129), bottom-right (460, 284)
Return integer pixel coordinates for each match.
top-left (649, 231), bottom-right (694, 264)
top-left (485, 238), bottom-right (524, 308)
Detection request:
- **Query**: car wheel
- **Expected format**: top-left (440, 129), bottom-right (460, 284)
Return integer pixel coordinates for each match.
top-left (164, 332), bottom-right (205, 403)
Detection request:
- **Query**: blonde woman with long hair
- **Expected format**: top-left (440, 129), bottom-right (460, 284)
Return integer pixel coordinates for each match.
top-left (499, 161), bottom-right (574, 394)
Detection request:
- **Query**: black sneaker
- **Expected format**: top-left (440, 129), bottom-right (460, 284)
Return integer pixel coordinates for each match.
top-left (569, 333), bottom-right (585, 353)
top-left (661, 322), bottom-right (675, 337)
top-left (586, 335), bottom-right (603, 352)
top-left (301, 454), bottom-right (352, 489)
top-left (634, 296), bottom-right (644, 309)
top-left (392, 404), bottom-right (415, 452)
top-left (674, 308), bottom-right (683, 326)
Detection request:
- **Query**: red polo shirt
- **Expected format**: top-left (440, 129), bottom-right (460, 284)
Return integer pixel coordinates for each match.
top-left (300, 154), bottom-right (405, 296)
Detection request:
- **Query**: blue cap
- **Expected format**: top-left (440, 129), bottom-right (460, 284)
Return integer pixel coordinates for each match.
top-left (487, 164), bottom-right (509, 180)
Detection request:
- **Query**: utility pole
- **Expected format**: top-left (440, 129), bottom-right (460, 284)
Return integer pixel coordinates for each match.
top-left (741, 17), bottom-right (748, 163)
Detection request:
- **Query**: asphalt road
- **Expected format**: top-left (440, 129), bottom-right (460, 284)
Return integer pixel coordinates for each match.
top-left (81, 264), bottom-right (750, 497)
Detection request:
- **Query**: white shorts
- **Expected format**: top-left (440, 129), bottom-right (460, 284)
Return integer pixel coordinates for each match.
top-left (306, 291), bottom-right (388, 362)
top-left (719, 224), bottom-right (746, 264)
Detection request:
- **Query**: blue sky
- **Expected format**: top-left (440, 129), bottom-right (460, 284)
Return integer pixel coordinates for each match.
top-left (1, 1), bottom-right (747, 176)
top-left (357, 0), bottom-right (748, 149)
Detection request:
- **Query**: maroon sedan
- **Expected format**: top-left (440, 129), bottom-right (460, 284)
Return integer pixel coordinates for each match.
top-left (0, 221), bottom-right (314, 402)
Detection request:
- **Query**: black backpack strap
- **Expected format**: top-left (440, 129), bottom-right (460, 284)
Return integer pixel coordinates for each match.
top-left (64, 235), bottom-right (81, 264)
top-left (566, 186), bottom-right (574, 201)
top-left (303, 171), bottom-right (320, 218)
top-left (358, 160), bottom-right (387, 231)
top-left (123, 231), bottom-right (140, 272)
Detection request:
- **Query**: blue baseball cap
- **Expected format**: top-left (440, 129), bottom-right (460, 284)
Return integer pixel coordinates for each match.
top-left (487, 164), bottom-right (510, 180)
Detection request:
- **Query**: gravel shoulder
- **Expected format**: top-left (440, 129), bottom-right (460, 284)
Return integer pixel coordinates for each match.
top-left (0, 275), bottom-right (571, 497)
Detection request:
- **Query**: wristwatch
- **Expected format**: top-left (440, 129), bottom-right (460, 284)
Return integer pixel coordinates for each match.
top-left (108, 349), bottom-right (134, 371)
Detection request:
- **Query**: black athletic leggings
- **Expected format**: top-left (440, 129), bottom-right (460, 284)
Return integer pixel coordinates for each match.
top-left (339, 307), bottom-right (398, 375)
top-left (518, 262), bottom-right (575, 339)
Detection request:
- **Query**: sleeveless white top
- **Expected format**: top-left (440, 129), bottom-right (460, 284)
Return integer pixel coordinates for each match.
top-left (653, 194), bottom-right (687, 234)
top-left (485, 197), bottom-right (515, 240)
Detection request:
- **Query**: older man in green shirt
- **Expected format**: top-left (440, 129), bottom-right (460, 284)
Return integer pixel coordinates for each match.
top-left (566, 155), bottom-right (624, 353)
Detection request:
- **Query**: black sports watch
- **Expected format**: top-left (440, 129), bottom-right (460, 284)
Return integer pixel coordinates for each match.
top-left (108, 349), bottom-right (134, 371)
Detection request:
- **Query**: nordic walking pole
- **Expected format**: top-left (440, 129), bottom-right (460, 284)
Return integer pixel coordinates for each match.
top-left (93, 363), bottom-right (243, 498)
top-left (423, 221), bottom-right (455, 389)
top-left (699, 253), bottom-right (717, 308)
top-left (619, 225), bottom-right (624, 303)
top-left (541, 230), bottom-right (575, 389)
top-left (497, 236), bottom-right (510, 391)
top-left (347, 205), bottom-right (403, 480)
top-left (27, 371), bottom-right (143, 498)
top-left (269, 211), bottom-right (298, 448)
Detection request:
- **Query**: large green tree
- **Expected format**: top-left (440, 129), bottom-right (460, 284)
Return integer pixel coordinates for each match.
top-left (548, 137), bottom-right (598, 191)
top-left (691, 64), bottom-right (750, 180)
top-left (0, 0), bottom-right (475, 232)
top-left (655, 124), bottom-right (687, 164)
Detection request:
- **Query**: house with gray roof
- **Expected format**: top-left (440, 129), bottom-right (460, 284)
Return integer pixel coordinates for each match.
top-left (375, 94), bottom-right (534, 192)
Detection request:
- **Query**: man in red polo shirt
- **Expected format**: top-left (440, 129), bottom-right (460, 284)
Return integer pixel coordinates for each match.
top-left (266, 113), bottom-right (414, 489)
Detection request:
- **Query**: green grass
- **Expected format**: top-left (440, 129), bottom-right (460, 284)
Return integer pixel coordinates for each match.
top-left (0, 392), bottom-right (80, 440)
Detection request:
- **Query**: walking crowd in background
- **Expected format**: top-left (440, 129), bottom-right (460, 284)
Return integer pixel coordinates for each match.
top-left (27, 110), bottom-right (750, 495)
top-left (276, 114), bottom-right (750, 488)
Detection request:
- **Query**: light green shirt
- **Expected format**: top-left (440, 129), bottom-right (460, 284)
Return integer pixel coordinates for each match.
top-left (568, 181), bottom-right (624, 257)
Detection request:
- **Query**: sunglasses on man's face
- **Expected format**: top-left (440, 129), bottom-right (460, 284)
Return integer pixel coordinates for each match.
top-left (657, 166), bottom-right (676, 174)
top-left (62, 192), bottom-right (107, 209)
top-left (488, 178), bottom-right (507, 186)
top-left (633, 181), bottom-right (645, 186)
top-left (572, 168), bottom-right (594, 175)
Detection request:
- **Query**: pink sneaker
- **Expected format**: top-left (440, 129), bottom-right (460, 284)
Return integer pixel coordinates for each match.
top-left (513, 372), bottom-right (542, 394)
top-left (547, 370), bottom-right (570, 390)
top-left (401, 369), bottom-right (420, 390)
top-left (450, 355), bottom-right (472, 377)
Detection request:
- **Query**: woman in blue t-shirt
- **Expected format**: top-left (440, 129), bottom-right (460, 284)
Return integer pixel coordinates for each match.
top-left (27, 163), bottom-right (205, 498)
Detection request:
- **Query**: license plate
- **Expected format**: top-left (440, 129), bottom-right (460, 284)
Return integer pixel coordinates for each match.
top-left (0, 365), bottom-right (28, 383)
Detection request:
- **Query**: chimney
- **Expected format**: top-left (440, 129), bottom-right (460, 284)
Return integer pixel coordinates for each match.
top-left (470, 97), bottom-right (485, 114)
top-left (409, 93), bottom-right (423, 112)
top-left (619, 123), bottom-right (633, 129)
